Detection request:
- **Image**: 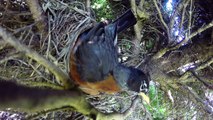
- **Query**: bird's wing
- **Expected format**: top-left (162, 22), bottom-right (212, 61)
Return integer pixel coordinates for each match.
top-left (74, 22), bottom-right (118, 82)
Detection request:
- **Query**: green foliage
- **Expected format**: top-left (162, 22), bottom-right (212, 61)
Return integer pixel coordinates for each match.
top-left (145, 38), bottom-right (155, 51)
top-left (91, 0), bottom-right (114, 21)
top-left (145, 83), bottom-right (168, 119)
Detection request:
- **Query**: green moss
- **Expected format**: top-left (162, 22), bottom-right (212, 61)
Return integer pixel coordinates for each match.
top-left (91, 0), bottom-right (115, 21)
top-left (145, 83), bottom-right (168, 119)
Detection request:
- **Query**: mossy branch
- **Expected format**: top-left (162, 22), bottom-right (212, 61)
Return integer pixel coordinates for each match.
top-left (0, 80), bottom-right (93, 115)
top-left (0, 26), bottom-right (73, 89)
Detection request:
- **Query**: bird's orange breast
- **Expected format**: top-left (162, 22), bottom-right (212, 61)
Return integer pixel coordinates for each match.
top-left (69, 44), bottom-right (121, 95)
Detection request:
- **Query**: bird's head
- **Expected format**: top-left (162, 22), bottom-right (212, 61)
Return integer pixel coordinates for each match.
top-left (126, 67), bottom-right (149, 93)
top-left (113, 65), bottom-right (149, 93)
top-left (113, 65), bottom-right (150, 103)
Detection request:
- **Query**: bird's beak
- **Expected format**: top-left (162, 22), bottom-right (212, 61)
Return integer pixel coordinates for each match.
top-left (139, 92), bottom-right (150, 105)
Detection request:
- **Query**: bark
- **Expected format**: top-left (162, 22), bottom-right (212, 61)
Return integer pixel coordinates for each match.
top-left (0, 80), bottom-right (98, 118)
top-left (25, 0), bottom-right (47, 33)
top-left (86, 0), bottom-right (91, 13)
top-left (0, 79), bottom-right (152, 120)
top-left (130, 0), bottom-right (142, 55)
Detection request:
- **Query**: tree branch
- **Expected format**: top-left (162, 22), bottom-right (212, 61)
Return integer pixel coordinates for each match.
top-left (0, 80), bottom-right (151, 120)
top-left (86, 0), bottom-right (91, 13)
top-left (179, 57), bottom-right (213, 85)
top-left (154, 21), bottom-right (213, 59)
top-left (96, 97), bottom-right (152, 120)
top-left (169, 0), bottom-right (187, 38)
top-left (0, 80), bottom-right (94, 116)
top-left (0, 26), bottom-right (73, 89)
top-left (183, 85), bottom-right (213, 114)
top-left (190, 70), bottom-right (213, 90)
top-left (153, 0), bottom-right (170, 39)
top-left (25, 0), bottom-right (47, 33)
top-left (174, 21), bottom-right (213, 49)
top-left (130, 0), bottom-right (141, 55)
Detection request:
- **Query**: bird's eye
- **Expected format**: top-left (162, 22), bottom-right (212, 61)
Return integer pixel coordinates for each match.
top-left (140, 80), bottom-right (148, 93)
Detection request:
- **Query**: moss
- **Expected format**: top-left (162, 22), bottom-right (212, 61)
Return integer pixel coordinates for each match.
top-left (91, 0), bottom-right (115, 21)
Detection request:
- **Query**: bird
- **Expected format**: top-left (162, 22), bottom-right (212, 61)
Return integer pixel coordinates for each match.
top-left (69, 9), bottom-right (149, 95)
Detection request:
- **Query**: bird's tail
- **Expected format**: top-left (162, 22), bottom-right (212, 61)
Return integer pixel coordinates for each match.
top-left (104, 9), bottom-right (137, 45)
top-left (104, 23), bottom-right (117, 45)
top-left (112, 9), bottom-right (137, 33)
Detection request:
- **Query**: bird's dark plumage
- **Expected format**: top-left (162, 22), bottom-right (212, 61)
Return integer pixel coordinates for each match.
top-left (69, 9), bottom-right (149, 95)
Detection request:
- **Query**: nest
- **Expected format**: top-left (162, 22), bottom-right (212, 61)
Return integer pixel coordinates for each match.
top-left (0, 0), bottom-right (96, 86)
top-left (0, 1), bottom-right (152, 119)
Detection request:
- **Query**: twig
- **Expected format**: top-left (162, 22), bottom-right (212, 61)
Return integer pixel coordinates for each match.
top-left (13, 23), bottom-right (35, 34)
top-left (0, 26), bottom-right (73, 89)
top-left (130, 0), bottom-right (144, 56)
top-left (26, 0), bottom-right (47, 33)
top-left (46, 14), bottom-right (52, 59)
top-left (0, 54), bottom-right (21, 64)
top-left (190, 70), bottom-right (213, 90)
top-left (96, 97), bottom-right (152, 120)
top-left (180, 0), bottom-right (188, 30)
top-left (25, 106), bottom-right (74, 119)
top-left (153, 21), bottom-right (213, 59)
top-left (169, 0), bottom-right (186, 38)
top-left (174, 21), bottom-right (213, 49)
top-left (153, 0), bottom-right (170, 39)
top-left (86, 0), bottom-right (91, 14)
top-left (188, 0), bottom-right (193, 36)
top-left (0, 40), bottom-right (8, 51)
top-left (20, 81), bottom-right (64, 90)
top-left (56, 0), bottom-right (88, 16)
top-left (183, 85), bottom-right (213, 114)
top-left (27, 62), bottom-right (51, 82)
top-left (196, 57), bottom-right (213, 71)
top-left (179, 57), bottom-right (213, 83)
